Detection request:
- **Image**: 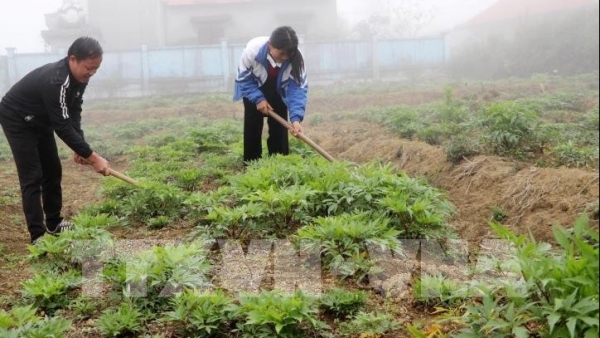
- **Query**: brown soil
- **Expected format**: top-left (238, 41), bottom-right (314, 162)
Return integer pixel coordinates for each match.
top-left (0, 82), bottom-right (598, 335)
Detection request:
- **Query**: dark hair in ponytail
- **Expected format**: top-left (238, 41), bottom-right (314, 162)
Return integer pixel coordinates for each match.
top-left (270, 26), bottom-right (305, 84)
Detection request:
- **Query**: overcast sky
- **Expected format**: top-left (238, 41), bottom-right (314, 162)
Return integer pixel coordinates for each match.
top-left (0, 0), bottom-right (62, 54)
top-left (0, 0), bottom-right (498, 54)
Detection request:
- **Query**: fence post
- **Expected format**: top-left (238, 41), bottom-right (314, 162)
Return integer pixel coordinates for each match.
top-left (141, 44), bottom-right (149, 95)
top-left (371, 37), bottom-right (380, 80)
top-left (220, 38), bottom-right (229, 92)
top-left (6, 48), bottom-right (17, 87)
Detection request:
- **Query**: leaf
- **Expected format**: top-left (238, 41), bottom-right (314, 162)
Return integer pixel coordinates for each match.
top-left (512, 326), bottom-right (529, 338)
top-left (547, 313), bottom-right (561, 334)
top-left (566, 317), bottom-right (578, 338)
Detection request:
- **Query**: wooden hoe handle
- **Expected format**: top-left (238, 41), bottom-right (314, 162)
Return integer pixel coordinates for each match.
top-left (109, 169), bottom-right (139, 186)
top-left (267, 110), bottom-right (335, 162)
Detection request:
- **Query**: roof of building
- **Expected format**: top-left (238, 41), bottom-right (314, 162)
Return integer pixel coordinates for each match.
top-left (464, 0), bottom-right (598, 26)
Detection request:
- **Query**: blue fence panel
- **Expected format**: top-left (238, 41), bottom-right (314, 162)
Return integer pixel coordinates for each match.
top-left (1, 37), bottom-right (446, 98)
top-left (94, 50), bottom-right (142, 81)
top-left (14, 53), bottom-right (61, 79)
top-left (304, 41), bottom-right (372, 73)
top-left (148, 48), bottom-right (186, 78)
top-left (377, 38), bottom-right (445, 68)
top-left (196, 45), bottom-right (224, 77)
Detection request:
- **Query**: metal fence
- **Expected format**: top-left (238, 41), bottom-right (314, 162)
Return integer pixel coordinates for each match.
top-left (0, 37), bottom-right (446, 99)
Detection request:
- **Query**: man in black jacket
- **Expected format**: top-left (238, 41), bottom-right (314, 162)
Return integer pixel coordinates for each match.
top-left (0, 36), bottom-right (110, 245)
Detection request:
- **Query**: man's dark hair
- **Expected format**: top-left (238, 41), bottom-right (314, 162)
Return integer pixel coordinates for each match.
top-left (270, 26), bottom-right (305, 84)
top-left (68, 37), bottom-right (103, 60)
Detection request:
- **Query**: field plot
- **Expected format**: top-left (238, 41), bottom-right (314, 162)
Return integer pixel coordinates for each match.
top-left (1, 75), bottom-right (598, 337)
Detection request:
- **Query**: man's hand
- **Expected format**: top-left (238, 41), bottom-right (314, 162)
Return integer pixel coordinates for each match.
top-left (85, 152), bottom-right (111, 176)
top-left (256, 100), bottom-right (272, 116)
top-left (73, 153), bottom-right (87, 165)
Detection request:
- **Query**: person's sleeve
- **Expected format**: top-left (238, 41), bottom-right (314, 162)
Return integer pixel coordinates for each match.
top-left (43, 78), bottom-right (93, 158)
top-left (286, 66), bottom-right (309, 123)
top-left (233, 47), bottom-right (265, 104)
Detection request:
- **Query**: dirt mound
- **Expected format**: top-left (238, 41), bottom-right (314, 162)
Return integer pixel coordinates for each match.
top-left (307, 120), bottom-right (599, 244)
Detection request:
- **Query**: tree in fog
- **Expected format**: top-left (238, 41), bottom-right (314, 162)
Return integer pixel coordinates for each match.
top-left (346, 0), bottom-right (434, 39)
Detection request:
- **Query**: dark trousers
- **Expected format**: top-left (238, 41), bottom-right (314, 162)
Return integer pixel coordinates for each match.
top-left (0, 111), bottom-right (63, 242)
top-left (243, 94), bottom-right (289, 163)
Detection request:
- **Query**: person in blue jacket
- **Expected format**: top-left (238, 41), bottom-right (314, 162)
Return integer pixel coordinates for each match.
top-left (0, 37), bottom-right (110, 245)
top-left (233, 26), bottom-right (308, 163)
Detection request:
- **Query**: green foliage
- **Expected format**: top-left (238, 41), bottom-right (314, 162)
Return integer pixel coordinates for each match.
top-left (114, 182), bottom-right (188, 223)
top-left (69, 295), bottom-right (101, 320)
top-left (319, 288), bottom-right (368, 318)
top-left (148, 215), bottom-right (171, 229)
top-left (337, 311), bottom-right (401, 336)
top-left (296, 212), bottom-right (402, 280)
top-left (379, 184), bottom-right (455, 239)
top-left (368, 105), bottom-right (423, 139)
top-left (479, 101), bottom-right (539, 156)
top-left (122, 241), bottom-right (213, 312)
top-left (228, 290), bottom-right (326, 338)
top-left (28, 219), bottom-right (114, 268)
top-left (96, 301), bottom-right (144, 337)
top-left (163, 289), bottom-right (233, 337)
top-left (0, 305), bottom-right (71, 338)
top-left (548, 141), bottom-right (598, 168)
top-left (491, 206), bottom-right (508, 222)
top-left (452, 214), bottom-right (599, 337)
top-left (455, 290), bottom-right (539, 338)
top-left (20, 270), bottom-right (81, 313)
top-left (445, 134), bottom-right (481, 163)
top-left (413, 274), bottom-right (470, 306)
top-left (580, 107), bottom-right (599, 131)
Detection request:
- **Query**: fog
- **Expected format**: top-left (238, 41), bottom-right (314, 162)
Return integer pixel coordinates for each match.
top-left (0, 0), bottom-right (597, 93)
top-left (0, 0), bottom-right (62, 54)
top-left (0, 0), bottom-right (498, 54)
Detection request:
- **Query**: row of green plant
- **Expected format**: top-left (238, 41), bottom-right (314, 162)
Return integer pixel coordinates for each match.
top-left (365, 85), bottom-right (599, 168)
top-left (13, 208), bottom-right (599, 337)
top-left (3, 121), bottom-right (454, 336)
top-left (14, 217), bottom-right (402, 337)
top-left (1, 91), bottom-right (597, 337)
top-left (408, 214), bottom-right (599, 338)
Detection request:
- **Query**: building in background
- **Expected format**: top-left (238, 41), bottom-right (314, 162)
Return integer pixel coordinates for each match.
top-left (42, 0), bottom-right (339, 51)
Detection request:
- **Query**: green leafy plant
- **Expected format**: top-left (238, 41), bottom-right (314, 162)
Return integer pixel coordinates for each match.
top-left (296, 212), bottom-right (402, 280)
top-left (20, 270), bottom-right (81, 313)
top-left (123, 241), bottom-right (213, 312)
top-left (69, 295), bottom-right (101, 320)
top-left (319, 288), bottom-right (368, 318)
top-left (96, 301), bottom-right (144, 337)
top-left (479, 102), bottom-right (539, 157)
top-left (0, 305), bottom-right (71, 337)
top-left (451, 214), bottom-right (599, 338)
top-left (491, 206), bottom-right (508, 222)
top-left (413, 274), bottom-right (470, 306)
top-left (445, 135), bottom-right (481, 163)
top-left (337, 311), bottom-right (401, 336)
top-left (228, 290), bottom-right (326, 338)
top-left (549, 141), bottom-right (598, 168)
top-left (163, 289), bottom-right (233, 337)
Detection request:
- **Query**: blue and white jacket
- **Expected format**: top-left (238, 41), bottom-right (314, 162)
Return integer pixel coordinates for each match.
top-left (233, 36), bottom-right (308, 123)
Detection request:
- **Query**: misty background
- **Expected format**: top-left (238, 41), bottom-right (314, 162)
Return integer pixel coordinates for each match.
top-left (0, 0), bottom-right (498, 53)
top-left (0, 0), bottom-right (598, 98)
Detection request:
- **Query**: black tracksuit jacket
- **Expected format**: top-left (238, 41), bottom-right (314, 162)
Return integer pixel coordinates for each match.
top-left (0, 57), bottom-right (94, 242)
top-left (0, 57), bottom-right (92, 158)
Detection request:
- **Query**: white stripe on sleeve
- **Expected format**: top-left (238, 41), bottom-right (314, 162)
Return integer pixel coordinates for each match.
top-left (60, 76), bottom-right (70, 119)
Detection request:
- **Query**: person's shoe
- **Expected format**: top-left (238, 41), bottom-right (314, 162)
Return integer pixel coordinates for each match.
top-left (31, 237), bottom-right (43, 247)
top-left (47, 221), bottom-right (75, 235)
